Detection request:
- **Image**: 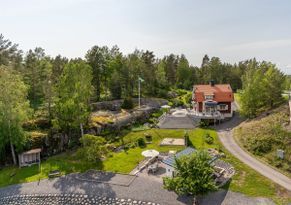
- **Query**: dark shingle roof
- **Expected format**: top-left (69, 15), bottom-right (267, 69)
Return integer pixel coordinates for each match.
top-left (162, 147), bottom-right (196, 167)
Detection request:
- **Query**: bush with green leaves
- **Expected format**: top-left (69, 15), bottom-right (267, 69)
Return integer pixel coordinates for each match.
top-left (137, 137), bottom-right (146, 148)
top-left (145, 134), bottom-right (152, 142)
top-left (199, 120), bottom-right (209, 128)
top-left (78, 134), bottom-right (108, 162)
top-left (184, 131), bottom-right (193, 147)
top-left (204, 133), bottom-right (214, 144)
top-left (163, 150), bottom-right (217, 199)
top-left (121, 97), bottom-right (134, 109)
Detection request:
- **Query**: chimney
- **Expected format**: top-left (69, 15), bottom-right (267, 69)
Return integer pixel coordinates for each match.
top-left (209, 80), bottom-right (215, 87)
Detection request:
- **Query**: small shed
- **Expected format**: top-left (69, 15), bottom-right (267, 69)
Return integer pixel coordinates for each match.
top-left (18, 148), bottom-right (41, 168)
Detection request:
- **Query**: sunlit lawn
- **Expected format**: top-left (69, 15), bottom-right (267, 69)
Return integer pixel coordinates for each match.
top-left (103, 128), bottom-right (218, 173)
top-left (0, 128), bottom-right (217, 187)
top-left (0, 152), bottom-right (102, 187)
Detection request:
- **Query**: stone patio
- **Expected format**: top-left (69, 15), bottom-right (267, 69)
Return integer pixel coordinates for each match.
top-left (160, 138), bottom-right (185, 146)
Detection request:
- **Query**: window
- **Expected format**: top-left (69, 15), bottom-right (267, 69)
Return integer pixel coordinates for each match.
top-left (205, 95), bottom-right (213, 100)
top-left (218, 104), bottom-right (228, 110)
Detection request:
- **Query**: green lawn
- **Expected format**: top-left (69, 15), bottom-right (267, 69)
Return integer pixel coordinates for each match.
top-left (0, 128), bottom-right (217, 187)
top-left (104, 128), bottom-right (218, 173)
top-left (0, 152), bottom-right (102, 187)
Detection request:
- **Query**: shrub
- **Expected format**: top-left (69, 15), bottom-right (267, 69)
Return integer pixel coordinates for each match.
top-left (199, 120), bottom-right (209, 128)
top-left (156, 89), bottom-right (168, 98)
top-left (171, 98), bottom-right (184, 107)
top-left (248, 137), bottom-right (272, 155)
top-left (137, 137), bottom-right (146, 148)
top-left (151, 110), bottom-right (164, 118)
top-left (204, 133), bottom-right (214, 144)
top-left (26, 131), bottom-right (47, 149)
top-left (121, 97), bottom-right (134, 109)
top-left (184, 131), bottom-right (193, 147)
top-left (145, 134), bottom-right (152, 142)
top-left (78, 134), bottom-right (108, 162)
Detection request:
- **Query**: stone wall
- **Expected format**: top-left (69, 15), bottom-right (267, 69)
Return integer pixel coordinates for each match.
top-left (91, 98), bottom-right (168, 111)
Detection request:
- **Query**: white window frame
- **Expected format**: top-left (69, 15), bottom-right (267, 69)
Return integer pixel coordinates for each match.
top-left (205, 95), bottom-right (213, 100)
top-left (218, 104), bottom-right (228, 111)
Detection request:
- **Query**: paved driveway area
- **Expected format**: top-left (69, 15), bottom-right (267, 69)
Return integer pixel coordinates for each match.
top-left (0, 173), bottom-right (192, 205)
top-left (76, 170), bottom-right (136, 186)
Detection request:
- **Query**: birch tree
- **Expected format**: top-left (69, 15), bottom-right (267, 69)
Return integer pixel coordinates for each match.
top-left (0, 67), bottom-right (31, 164)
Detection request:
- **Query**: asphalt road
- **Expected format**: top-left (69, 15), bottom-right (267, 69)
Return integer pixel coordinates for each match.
top-left (217, 114), bottom-right (291, 191)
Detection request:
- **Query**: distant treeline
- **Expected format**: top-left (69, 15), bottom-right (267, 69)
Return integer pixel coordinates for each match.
top-left (0, 34), bottom-right (270, 108)
top-left (0, 34), bottom-right (288, 164)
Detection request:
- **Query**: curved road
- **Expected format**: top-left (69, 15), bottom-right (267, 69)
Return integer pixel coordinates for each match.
top-left (216, 114), bottom-right (291, 191)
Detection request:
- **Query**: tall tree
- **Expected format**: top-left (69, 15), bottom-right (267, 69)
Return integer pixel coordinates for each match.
top-left (163, 150), bottom-right (217, 203)
top-left (176, 54), bottom-right (191, 89)
top-left (141, 50), bottom-right (157, 95)
top-left (54, 61), bottom-right (93, 140)
top-left (0, 34), bottom-right (22, 69)
top-left (85, 46), bottom-right (111, 101)
top-left (240, 60), bottom-right (285, 118)
top-left (201, 54), bottom-right (210, 68)
top-left (0, 67), bottom-right (31, 164)
top-left (164, 54), bottom-right (178, 86)
top-left (51, 55), bottom-right (68, 84)
top-left (123, 50), bottom-right (143, 96)
top-left (23, 48), bottom-right (52, 109)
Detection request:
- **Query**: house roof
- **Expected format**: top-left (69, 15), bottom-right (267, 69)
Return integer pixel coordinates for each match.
top-left (193, 84), bottom-right (234, 102)
top-left (162, 147), bottom-right (196, 167)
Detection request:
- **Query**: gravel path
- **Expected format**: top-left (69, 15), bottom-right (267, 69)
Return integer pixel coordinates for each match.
top-left (217, 114), bottom-right (291, 191)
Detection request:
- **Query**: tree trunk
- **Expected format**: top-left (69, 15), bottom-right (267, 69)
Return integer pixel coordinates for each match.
top-left (10, 139), bottom-right (17, 165)
top-left (80, 123), bottom-right (84, 137)
top-left (8, 120), bottom-right (17, 165)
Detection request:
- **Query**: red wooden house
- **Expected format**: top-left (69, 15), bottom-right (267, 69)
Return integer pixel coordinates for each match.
top-left (192, 81), bottom-right (234, 118)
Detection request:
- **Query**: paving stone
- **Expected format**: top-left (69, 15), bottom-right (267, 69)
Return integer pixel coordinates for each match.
top-left (0, 194), bottom-right (153, 205)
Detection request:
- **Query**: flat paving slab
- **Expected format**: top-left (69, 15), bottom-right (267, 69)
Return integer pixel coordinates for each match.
top-left (160, 138), bottom-right (185, 146)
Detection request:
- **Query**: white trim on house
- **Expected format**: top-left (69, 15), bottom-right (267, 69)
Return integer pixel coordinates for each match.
top-left (165, 165), bottom-right (175, 177)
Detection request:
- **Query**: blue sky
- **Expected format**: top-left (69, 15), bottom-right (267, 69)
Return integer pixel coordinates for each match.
top-left (1, 0), bottom-right (291, 73)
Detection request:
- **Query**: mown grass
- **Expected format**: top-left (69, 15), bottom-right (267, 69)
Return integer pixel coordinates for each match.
top-left (0, 152), bottom-right (102, 187)
top-left (104, 128), bottom-right (218, 173)
top-left (0, 128), bottom-right (217, 187)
